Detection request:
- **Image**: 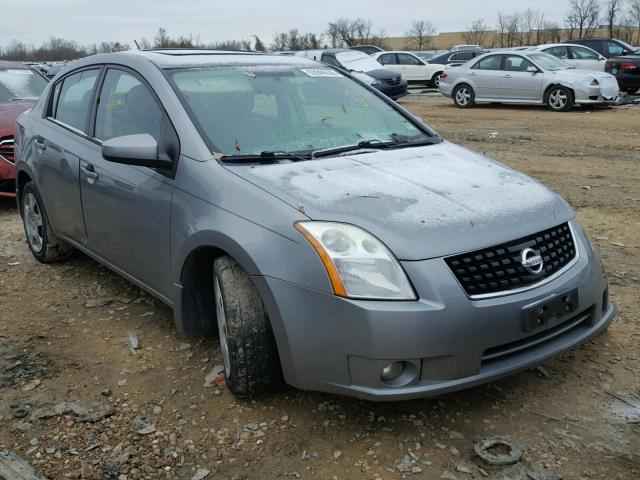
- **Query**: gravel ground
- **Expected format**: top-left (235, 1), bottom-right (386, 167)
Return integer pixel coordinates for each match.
top-left (0, 96), bottom-right (639, 480)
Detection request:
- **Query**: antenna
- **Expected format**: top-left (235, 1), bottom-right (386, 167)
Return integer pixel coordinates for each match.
top-left (134, 40), bottom-right (141, 50)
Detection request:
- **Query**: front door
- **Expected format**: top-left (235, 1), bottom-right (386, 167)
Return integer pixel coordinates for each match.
top-left (500, 55), bottom-right (543, 100)
top-left (79, 68), bottom-right (176, 298)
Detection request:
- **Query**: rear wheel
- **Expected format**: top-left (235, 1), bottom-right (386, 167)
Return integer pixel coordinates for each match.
top-left (431, 71), bottom-right (444, 88)
top-left (453, 84), bottom-right (475, 108)
top-left (545, 85), bottom-right (574, 112)
top-left (213, 256), bottom-right (282, 397)
top-left (20, 182), bottom-right (73, 263)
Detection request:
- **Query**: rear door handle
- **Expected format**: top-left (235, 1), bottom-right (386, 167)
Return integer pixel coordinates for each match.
top-left (503, 74), bottom-right (512, 78)
top-left (80, 163), bottom-right (98, 181)
top-left (34, 137), bottom-right (46, 152)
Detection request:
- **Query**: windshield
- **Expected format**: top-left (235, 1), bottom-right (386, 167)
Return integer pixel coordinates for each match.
top-left (0, 68), bottom-right (47, 101)
top-left (335, 52), bottom-right (383, 72)
top-left (168, 66), bottom-right (430, 157)
top-left (527, 52), bottom-right (571, 70)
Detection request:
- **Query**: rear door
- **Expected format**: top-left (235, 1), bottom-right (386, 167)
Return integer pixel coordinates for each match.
top-left (500, 55), bottom-right (543, 100)
top-left (468, 55), bottom-right (503, 98)
top-left (79, 67), bottom-right (177, 298)
top-left (36, 68), bottom-right (101, 242)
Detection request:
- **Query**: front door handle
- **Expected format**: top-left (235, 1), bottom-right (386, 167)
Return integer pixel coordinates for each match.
top-left (503, 74), bottom-right (512, 78)
top-left (81, 163), bottom-right (98, 181)
top-left (34, 137), bottom-right (46, 152)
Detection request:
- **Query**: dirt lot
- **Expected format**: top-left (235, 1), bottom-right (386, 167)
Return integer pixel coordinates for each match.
top-left (1, 97), bottom-right (639, 480)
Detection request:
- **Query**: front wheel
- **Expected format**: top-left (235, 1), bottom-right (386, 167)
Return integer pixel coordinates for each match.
top-left (213, 256), bottom-right (282, 397)
top-left (453, 84), bottom-right (475, 108)
top-left (20, 182), bottom-right (73, 263)
top-left (545, 85), bottom-right (574, 112)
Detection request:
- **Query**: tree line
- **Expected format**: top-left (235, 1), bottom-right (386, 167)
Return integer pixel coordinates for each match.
top-left (2, 1), bottom-right (640, 62)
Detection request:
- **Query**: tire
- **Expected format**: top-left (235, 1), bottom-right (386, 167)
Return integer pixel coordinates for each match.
top-left (213, 256), bottom-right (282, 397)
top-left (453, 84), bottom-right (475, 108)
top-left (431, 71), bottom-right (443, 88)
top-left (545, 85), bottom-right (574, 112)
top-left (20, 182), bottom-right (73, 263)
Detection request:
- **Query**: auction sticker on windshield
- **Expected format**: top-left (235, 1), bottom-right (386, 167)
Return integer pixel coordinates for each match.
top-left (300, 68), bottom-right (343, 78)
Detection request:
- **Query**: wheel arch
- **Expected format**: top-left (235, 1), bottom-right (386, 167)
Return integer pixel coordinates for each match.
top-left (544, 82), bottom-right (575, 101)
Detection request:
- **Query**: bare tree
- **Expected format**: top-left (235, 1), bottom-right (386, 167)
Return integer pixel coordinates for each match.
top-left (405, 20), bottom-right (437, 50)
top-left (271, 32), bottom-right (289, 51)
top-left (153, 27), bottom-right (171, 48)
top-left (629, 0), bottom-right (640, 43)
top-left (565, 0), bottom-right (601, 39)
top-left (462, 18), bottom-right (490, 46)
top-left (252, 35), bottom-right (266, 52)
top-left (497, 13), bottom-right (509, 47)
top-left (520, 8), bottom-right (543, 45)
top-left (605, 0), bottom-right (621, 38)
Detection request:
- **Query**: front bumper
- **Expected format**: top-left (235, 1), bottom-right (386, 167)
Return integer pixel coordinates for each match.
top-left (255, 219), bottom-right (614, 401)
top-left (375, 80), bottom-right (409, 99)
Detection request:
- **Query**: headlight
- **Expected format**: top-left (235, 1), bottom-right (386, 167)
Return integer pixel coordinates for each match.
top-left (295, 222), bottom-right (416, 300)
top-left (370, 78), bottom-right (382, 86)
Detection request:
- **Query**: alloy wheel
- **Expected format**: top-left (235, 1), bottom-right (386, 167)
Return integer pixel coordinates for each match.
top-left (548, 89), bottom-right (568, 110)
top-left (23, 192), bottom-right (44, 253)
top-left (455, 87), bottom-right (471, 106)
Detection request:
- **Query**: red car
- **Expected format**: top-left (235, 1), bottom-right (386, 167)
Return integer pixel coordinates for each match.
top-left (0, 61), bottom-right (48, 198)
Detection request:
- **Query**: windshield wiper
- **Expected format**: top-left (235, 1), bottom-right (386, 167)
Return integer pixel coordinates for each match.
top-left (310, 137), bottom-right (440, 159)
top-left (219, 150), bottom-right (310, 164)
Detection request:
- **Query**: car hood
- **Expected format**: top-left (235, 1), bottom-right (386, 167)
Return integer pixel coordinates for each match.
top-left (365, 68), bottom-right (400, 80)
top-left (0, 100), bottom-right (36, 136)
top-left (550, 69), bottom-right (612, 81)
top-left (229, 142), bottom-right (574, 260)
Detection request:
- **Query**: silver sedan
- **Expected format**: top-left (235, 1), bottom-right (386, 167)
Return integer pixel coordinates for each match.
top-left (438, 51), bottom-right (619, 111)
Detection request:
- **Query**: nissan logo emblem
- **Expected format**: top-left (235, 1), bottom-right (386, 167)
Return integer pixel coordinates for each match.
top-left (521, 248), bottom-right (544, 275)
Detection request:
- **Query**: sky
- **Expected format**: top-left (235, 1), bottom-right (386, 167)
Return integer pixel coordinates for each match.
top-left (2, 0), bottom-right (568, 47)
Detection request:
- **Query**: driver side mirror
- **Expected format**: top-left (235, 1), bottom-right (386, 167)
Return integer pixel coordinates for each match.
top-left (527, 66), bottom-right (540, 73)
top-left (599, 55), bottom-right (606, 61)
top-left (102, 134), bottom-right (172, 170)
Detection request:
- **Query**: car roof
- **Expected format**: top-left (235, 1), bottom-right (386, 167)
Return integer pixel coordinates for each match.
top-left (61, 49), bottom-right (321, 71)
top-left (0, 60), bottom-right (31, 70)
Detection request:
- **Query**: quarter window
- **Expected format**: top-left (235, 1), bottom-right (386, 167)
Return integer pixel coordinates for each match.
top-left (604, 41), bottom-right (624, 56)
top-left (95, 69), bottom-right (163, 142)
top-left (473, 55), bottom-right (502, 70)
top-left (53, 69), bottom-right (99, 132)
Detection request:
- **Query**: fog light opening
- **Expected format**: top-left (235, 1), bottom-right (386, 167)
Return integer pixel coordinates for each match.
top-left (381, 361), bottom-right (406, 382)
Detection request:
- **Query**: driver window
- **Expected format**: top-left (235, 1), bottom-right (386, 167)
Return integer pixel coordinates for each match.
top-left (504, 55), bottom-right (535, 72)
top-left (571, 46), bottom-right (598, 60)
top-left (95, 69), bottom-right (163, 142)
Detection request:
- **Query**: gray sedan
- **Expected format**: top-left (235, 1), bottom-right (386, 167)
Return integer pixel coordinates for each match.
top-left (439, 51), bottom-right (619, 111)
top-left (15, 50), bottom-right (614, 400)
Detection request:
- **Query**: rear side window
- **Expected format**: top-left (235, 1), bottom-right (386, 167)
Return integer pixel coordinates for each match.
top-left (473, 55), bottom-right (502, 70)
top-left (94, 69), bottom-right (163, 142)
top-left (545, 46), bottom-right (570, 59)
top-left (53, 69), bottom-right (99, 132)
top-left (571, 46), bottom-right (599, 60)
top-left (378, 54), bottom-right (397, 65)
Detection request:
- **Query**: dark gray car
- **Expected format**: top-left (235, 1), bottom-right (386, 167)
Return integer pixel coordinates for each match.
top-left (15, 50), bottom-right (615, 400)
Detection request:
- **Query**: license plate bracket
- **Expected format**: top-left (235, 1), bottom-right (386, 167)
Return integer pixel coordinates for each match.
top-left (522, 289), bottom-right (579, 332)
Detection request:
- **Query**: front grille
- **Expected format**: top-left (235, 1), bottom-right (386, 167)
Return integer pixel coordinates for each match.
top-left (385, 76), bottom-right (401, 85)
top-left (0, 137), bottom-right (15, 164)
top-left (445, 222), bottom-right (577, 297)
